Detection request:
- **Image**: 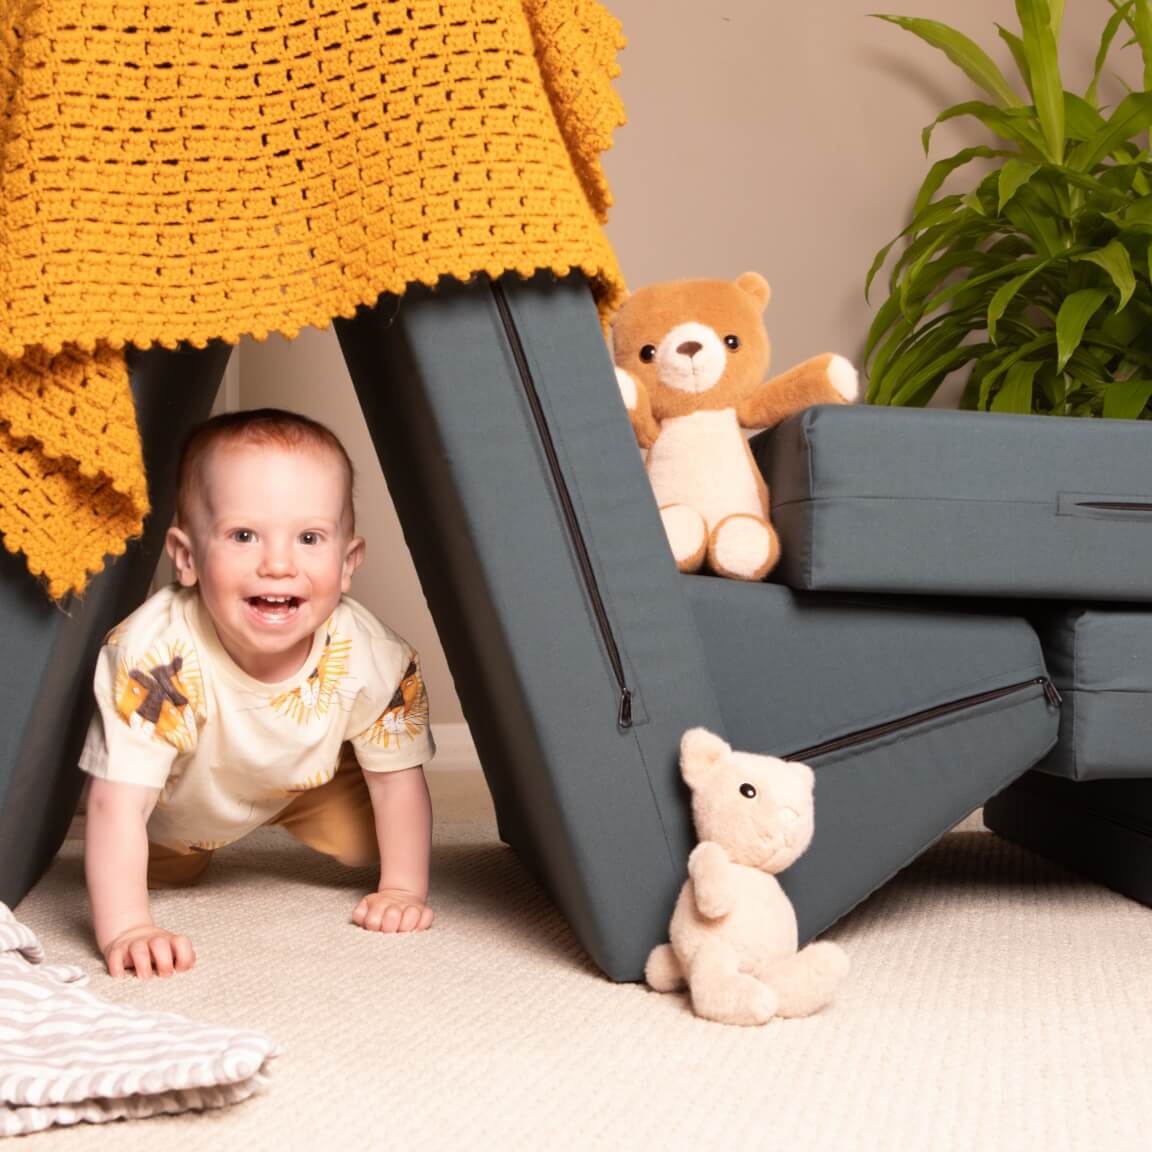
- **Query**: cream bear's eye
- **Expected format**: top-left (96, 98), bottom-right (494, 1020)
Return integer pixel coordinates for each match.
top-left (639, 344), bottom-right (657, 363)
top-left (739, 783), bottom-right (756, 799)
top-left (724, 334), bottom-right (741, 351)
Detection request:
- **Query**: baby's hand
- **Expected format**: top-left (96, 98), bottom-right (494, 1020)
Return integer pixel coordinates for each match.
top-left (353, 889), bottom-right (434, 934)
top-left (103, 925), bottom-right (196, 980)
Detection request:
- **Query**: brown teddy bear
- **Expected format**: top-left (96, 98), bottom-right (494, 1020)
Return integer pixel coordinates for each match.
top-left (645, 728), bottom-right (850, 1026)
top-left (612, 272), bottom-right (857, 580)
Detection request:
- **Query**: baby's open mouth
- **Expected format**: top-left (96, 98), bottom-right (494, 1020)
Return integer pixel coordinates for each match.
top-left (247, 595), bottom-right (301, 616)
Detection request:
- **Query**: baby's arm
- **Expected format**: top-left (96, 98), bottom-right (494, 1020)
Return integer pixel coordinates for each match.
top-left (84, 778), bottom-right (195, 978)
top-left (353, 766), bottom-right (434, 933)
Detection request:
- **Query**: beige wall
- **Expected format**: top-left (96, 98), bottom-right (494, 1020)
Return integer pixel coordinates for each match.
top-left (235, 0), bottom-right (1128, 724)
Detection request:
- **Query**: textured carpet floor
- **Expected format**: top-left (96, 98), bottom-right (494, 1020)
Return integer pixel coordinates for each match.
top-left (11, 769), bottom-right (1152, 1151)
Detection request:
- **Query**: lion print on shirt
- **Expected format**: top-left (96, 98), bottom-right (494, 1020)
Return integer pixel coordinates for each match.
top-left (114, 642), bottom-right (202, 752)
top-left (364, 656), bottom-right (429, 749)
top-left (272, 623), bottom-right (352, 724)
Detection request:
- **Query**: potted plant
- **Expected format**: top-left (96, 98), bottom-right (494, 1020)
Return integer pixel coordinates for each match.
top-left (865, 0), bottom-right (1152, 418)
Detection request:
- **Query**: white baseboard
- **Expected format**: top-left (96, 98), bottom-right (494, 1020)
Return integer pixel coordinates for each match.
top-left (431, 723), bottom-right (479, 770)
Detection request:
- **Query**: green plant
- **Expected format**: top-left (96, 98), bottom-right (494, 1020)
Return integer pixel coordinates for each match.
top-left (865, 0), bottom-right (1152, 418)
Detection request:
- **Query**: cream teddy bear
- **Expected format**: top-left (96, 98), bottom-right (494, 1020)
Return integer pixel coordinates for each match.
top-left (645, 728), bottom-right (850, 1026)
top-left (612, 272), bottom-right (857, 580)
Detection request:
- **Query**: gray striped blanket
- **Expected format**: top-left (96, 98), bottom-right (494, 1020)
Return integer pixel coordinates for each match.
top-left (0, 904), bottom-right (277, 1137)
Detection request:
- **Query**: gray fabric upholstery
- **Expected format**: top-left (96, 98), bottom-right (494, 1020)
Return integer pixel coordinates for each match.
top-left (685, 579), bottom-right (1059, 936)
top-left (761, 405), bottom-right (1152, 600)
top-left (985, 772), bottom-right (1152, 907)
top-left (339, 274), bottom-right (1062, 979)
top-left (1031, 606), bottom-right (1152, 781)
top-left (337, 274), bottom-right (725, 980)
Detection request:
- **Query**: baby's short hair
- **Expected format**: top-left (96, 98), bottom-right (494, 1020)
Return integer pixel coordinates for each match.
top-left (175, 408), bottom-right (357, 528)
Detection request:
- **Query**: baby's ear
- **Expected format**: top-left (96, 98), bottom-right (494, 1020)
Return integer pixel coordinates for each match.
top-left (341, 535), bottom-right (366, 590)
top-left (165, 526), bottom-right (198, 588)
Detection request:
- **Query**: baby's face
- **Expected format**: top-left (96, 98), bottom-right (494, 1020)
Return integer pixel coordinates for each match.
top-left (167, 442), bottom-right (363, 683)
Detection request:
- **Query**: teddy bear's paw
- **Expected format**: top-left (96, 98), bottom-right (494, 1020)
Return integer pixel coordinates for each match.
top-left (708, 515), bottom-right (779, 581)
top-left (764, 941), bottom-right (850, 1018)
top-left (615, 365), bottom-right (639, 411)
top-left (691, 974), bottom-right (779, 1027)
top-left (827, 354), bottom-right (860, 402)
top-left (659, 504), bottom-right (707, 572)
top-left (644, 944), bottom-right (686, 992)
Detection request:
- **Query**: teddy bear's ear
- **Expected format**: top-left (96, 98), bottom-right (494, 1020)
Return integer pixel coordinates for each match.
top-left (679, 727), bottom-right (730, 786)
top-left (735, 271), bottom-right (771, 310)
top-left (786, 759), bottom-right (816, 794)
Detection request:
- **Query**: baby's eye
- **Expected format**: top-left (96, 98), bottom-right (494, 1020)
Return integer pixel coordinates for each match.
top-left (299, 531), bottom-right (322, 546)
top-left (231, 529), bottom-right (255, 544)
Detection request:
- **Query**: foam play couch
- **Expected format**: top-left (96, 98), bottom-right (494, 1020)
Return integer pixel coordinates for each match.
top-left (8, 273), bottom-right (1148, 982)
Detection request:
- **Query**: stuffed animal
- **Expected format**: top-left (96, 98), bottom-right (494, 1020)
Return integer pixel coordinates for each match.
top-left (645, 728), bottom-right (850, 1026)
top-left (612, 272), bottom-right (858, 580)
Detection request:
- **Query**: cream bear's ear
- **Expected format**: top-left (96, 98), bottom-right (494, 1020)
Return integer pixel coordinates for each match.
top-left (735, 271), bottom-right (771, 310)
top-left (680, 728), bottom-right (730, 786)
top-left (786, 759), bottom-right (816, 794)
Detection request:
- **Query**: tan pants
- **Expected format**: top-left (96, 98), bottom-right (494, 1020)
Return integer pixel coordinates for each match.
top-left (147, 744), bottom-right (379, 888)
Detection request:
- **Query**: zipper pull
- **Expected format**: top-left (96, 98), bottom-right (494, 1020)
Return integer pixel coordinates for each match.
top-left (1040, 677), bottom-right (1063, 707)
top-left (618, 688), bottom-right (633, 730)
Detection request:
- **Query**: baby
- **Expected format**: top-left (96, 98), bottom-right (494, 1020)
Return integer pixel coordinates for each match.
top-left (81, 407), bottom-right (435, 978)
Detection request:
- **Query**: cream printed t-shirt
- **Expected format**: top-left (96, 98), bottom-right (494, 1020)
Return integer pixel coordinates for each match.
top-left (80, 586), bottom-right (435, 851)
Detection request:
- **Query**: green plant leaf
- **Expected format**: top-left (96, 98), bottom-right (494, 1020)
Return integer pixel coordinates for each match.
top-left (1001, 191), bottom-right (1067, 257)
top-left (977, 331), bottom-right (1056, 402)
top-left (1064, 93), bottom-right (1108, 141)
top-left (991, 359), bottom-right (1044, 411)
top-left (868, 311), bottom-right (987, 405)
top-left (873, 15), bottom-right (1022, 107)
top-left (926, 101), bottom-right (1048, 156)
top-left (914, 147), bottom-right (1008, 217)
top-left (997, 25), bottom-right (1031, 90)
top-left (1068, 91), bottom-right (1152, 171)
top-left (998, 158), bottom-right (1041, 209)
top-left (1061, 165), bottom-right (1141, 209)
top-left (1015, 0), bottom-right (1066, 162)
top-left (890, 342), bottom-right (982, 406)
top-left (1055, 289), bottom-right (1109, 369)
top-left (1088, 3), bottom-right (1134, 108)
top-left (1103, 378), bottom-right (1152, 417)
top-left (1075, 239), bottom-right (1137, 307)
top-left (987, 263), bottom-right (1049, 341)
top-left (865, 195), bottom-right (968, 300)
top-left (1133, 0), bottom-right (1152, 92)
top-left (909, 255), bottom-right (1047, 326)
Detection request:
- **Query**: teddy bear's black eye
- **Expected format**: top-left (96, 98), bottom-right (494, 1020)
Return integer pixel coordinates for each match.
top-left (639, 344), bottom-right (657, 363)
top-left (739, 783), bottom-right (757, 799)
top-left (724, 334), bottom-right (741, 351)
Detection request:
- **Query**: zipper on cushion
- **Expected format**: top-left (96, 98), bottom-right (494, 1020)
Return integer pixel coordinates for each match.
top-left (786, 676), bottom-right (1060, 761)
top-left (489, 278), bottom-right (634, 730)
top-left (1075, 501), bottom-right (1152, 511)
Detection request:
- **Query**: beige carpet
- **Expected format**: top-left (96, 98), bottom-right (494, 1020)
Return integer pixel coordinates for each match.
top-left (11, 767), bottom-right (1152, 1152)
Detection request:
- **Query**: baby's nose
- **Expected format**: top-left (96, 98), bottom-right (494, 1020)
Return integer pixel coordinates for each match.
top-left (259, 544), bottom-right (296, 575)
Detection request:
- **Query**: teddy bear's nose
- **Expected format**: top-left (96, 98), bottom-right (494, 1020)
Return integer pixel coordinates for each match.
top-left (677, 340), bottom-right (703, 358)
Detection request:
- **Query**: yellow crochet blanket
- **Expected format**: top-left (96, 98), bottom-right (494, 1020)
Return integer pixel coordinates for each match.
top-left (0, 0), bottom-right (626, 599)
